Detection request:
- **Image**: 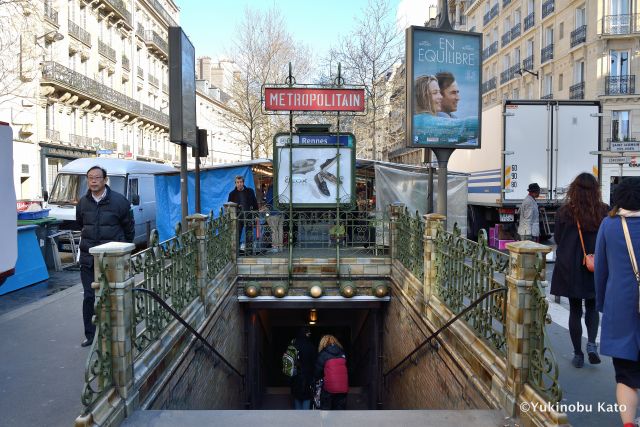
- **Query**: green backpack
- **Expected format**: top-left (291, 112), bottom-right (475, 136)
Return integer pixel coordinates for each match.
top-left (282, 339), bottom-right (298, 377)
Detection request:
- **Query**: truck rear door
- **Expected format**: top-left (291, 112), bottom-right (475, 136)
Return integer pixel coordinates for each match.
top-left (503, 102), bottom-right (551, 201)
top-left (553, 103), bottom-right (600, 201)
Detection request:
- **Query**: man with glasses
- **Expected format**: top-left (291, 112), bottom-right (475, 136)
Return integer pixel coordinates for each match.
top-left (76, 166), bottom-right (134, 347)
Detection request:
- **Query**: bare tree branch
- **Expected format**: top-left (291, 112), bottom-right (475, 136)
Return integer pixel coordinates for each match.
top-left (325, 0), bottom-right (402, 160)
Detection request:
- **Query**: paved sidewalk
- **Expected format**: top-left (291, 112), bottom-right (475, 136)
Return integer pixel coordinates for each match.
top-left (0, 282), bottom-right (87, 427)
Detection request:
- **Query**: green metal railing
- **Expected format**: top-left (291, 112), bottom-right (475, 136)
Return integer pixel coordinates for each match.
top-left (131, 223), bottom-right (198, 358)
top-left (206, 210), bottom-right (234, 281)
top-left (529, 252), bottom-right (562, 403)
top-left (236, 210), bottom-right (390, 257)
top-left (434, 223), bottom-right (508, 356)
top-left (81, 256), bottom-right (113, 410)
top-left (395, 209), bottom-right (425, 281)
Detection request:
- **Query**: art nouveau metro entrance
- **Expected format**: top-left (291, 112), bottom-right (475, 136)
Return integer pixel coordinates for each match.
top-left (241, 298), bottom-right (386, 410)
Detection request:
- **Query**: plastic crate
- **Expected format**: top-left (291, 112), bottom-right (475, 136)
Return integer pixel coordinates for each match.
top-left (17, 209), bottom-right (51, 220)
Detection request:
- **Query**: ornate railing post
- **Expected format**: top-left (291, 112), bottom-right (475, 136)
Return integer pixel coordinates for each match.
top-left (503, 241), bottom-right (552, 415)
top-left (89, 242), bottom-right (136, 400)
top-left (187, 213), bottom-right (209, 305)
top-left (388, 202), bottom-right (405, 259)
top-left (224, 202), bottom-right (239, 263)
top-left (423, 213), bottom-right (446, 303)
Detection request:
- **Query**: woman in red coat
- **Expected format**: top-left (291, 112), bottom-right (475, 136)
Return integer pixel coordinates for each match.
top-left (315, 335), bottom-right (349, 410)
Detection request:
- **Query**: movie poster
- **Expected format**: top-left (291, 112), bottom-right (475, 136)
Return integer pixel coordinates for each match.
top-left (407, 26), bottom-right (482, 149)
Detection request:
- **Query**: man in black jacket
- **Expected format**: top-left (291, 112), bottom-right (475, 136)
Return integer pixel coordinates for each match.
top-left (227, 175), bottom-right (258, 252)
top-left (76, 166), bottom-right (134, 347)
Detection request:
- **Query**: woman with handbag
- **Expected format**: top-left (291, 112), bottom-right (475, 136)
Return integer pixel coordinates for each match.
top-left (595, 177), bottom-right (640, 427)
top-left (551, 173), bottom-right (608, 368)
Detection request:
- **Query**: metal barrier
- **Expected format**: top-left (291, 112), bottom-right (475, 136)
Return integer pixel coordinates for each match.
top-left (236, 210), bottom-right (390, 257)
top-left (434, 223), bottom-right (509, 356)
top-left (130, 223), bottom-right (198, 358)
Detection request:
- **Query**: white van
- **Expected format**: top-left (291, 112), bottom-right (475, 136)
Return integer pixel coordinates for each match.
top-left (47, 158), bottom-right (175, 246)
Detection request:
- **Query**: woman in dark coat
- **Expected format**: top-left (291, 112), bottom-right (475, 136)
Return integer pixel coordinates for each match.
top-left (595, 177), bottom-right (640, 427)
top-left (551, 173), bottom-right (608, 368)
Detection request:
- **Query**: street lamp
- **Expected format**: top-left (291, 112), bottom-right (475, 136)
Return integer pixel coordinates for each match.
top-left (35, 30), bottom-right (64, 44)
top-left (515, 68), bottom-right (539, 79)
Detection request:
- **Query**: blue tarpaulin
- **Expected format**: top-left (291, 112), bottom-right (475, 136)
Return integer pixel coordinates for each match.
top-left (155, 165), bottom-right (255, 242)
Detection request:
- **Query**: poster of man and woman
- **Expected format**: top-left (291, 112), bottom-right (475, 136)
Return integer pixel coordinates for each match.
top-left (407, 26), bottom-right (482, 149)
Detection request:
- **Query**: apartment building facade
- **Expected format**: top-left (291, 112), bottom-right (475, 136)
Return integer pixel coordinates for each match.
top-left (454, 0), bottom-right (639, 152)
top-left (0, 0), bottom-right (185, 200)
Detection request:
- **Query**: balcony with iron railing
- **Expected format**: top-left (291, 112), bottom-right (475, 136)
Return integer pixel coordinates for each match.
top-left (145, 30), bottom-right (168, 56)
top-left (570, 25), bottom-right (587, 47)
top-left (500, 64), bottom-right (521, 85)
top-left (541, 44), bottom-right (553, 63)
top-left (68, 20), bottom-right (91, 47)
top-left (522, 55), bottom-right (533, 70)
top-left (510, 23), bottom-right (521, 40)
top-left (41, 62), bottom-right (169, 127)
top-left (146, 0), bottom-right (177, 27)
top-left (46, 128), bottom-right (60, 141)
top-left (524, 12), bottom-right (535, 31)
top-left (44, 2), bottom-right (59, 26)
top-left (601, 14), bottom-right (640, 35)
top-left (98, 39), bottom-right (116, 63)
top-left (122, 56), bottom-right (130, 71)
top-left (541, 93), bottom-right (553, 100)
top-left (482, 41), bottom-right (498, 60)
top-left (501, 31), bottom-right (511, 48)
top-left (605, 75), bottom-right (636, 95)
top-left (102, 0), bottom-right (132, 28)
top-left (69, 134), bottom-right (94, 147)
top-left (148, 74), bottom-right (159, 88)
top-left (482, 77), bottom-right (497, 94)
top-left (483, 4), bottom-right (499, 26)
top-left (569, 81), bottom-right (585, 99)
top-left (542, 0), bottom-right (555, 20)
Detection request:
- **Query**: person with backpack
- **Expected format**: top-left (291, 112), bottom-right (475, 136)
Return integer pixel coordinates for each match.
top-left (314, 334), bottom-right (349, 410)
top-left (290, 327), bottom-right (316, 409)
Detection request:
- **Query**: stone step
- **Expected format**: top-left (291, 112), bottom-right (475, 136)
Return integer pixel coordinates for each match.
top-left (122, 409), bottom-right (505, 427)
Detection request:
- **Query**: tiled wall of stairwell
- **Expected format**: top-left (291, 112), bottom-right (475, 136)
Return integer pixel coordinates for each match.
top-left (382, 269), bottom-right (493, 410)
top-left (149, 271), bottom-right (245, 410)
top-left (236, 256), bottom-right (392, 277)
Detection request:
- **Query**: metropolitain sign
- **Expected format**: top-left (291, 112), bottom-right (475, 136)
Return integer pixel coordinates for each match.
top-left (264, 87), bottom-right (365, 112)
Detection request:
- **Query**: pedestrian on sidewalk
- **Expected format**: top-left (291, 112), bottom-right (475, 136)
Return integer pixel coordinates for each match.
top-left (315, 334), bottom-right (348, 410)
top-left (76, 166), bottom-right (134, 347)
top-left (227, 175), bottom-right (258, 253)
top-left (289, 327), bottom-right (316, 409)
top-left (551, 173), bottom-right (608, 368)
top-left (517, 182), bottom-right (541, 241)
top-left (264, 184), bottom-right (283, 253)
top-left (594, 177), bottom-right (640, 427)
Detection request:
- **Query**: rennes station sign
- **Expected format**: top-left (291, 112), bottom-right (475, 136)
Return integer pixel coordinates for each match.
top-left (264, 87), bottom-right (365, 112)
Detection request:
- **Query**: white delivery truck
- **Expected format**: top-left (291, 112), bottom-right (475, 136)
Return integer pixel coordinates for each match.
top-left (448, 100), bottom-right (601, 241)
top-left (47, 158), bottom-right (175, 246)
top-left (0, 122), bottom-right (17, 283)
